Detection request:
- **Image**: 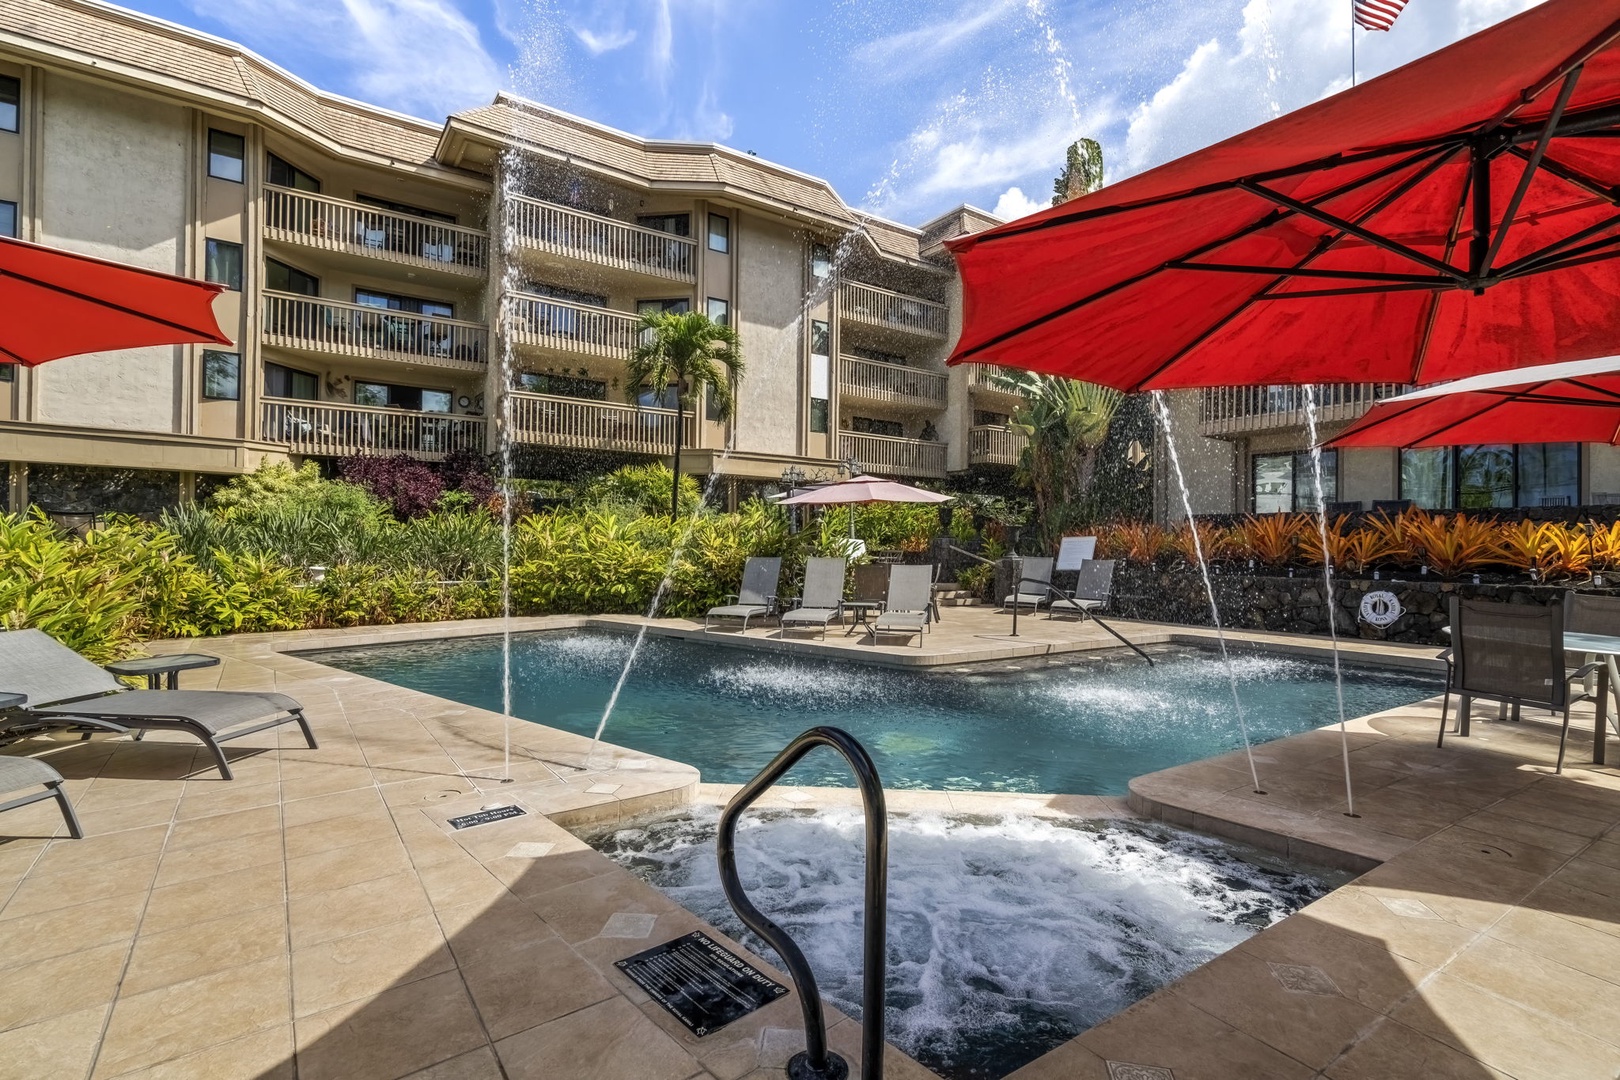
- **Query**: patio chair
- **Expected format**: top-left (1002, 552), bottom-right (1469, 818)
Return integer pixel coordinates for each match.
top-left (1443, 596), bottom-right (1595, 773)
top-left (779, 558), bottom-right (847, 639)
top-left (1048, 560), bottom-right (1156, 665)
top-left (705, 557), bottom-right (782, 632)
top-left (0, 752), bottom-right (83, 838)
top-left (1002, 556), bottom-right (1055, 613)
top-left (866, 564), bottom-right (934, 647)
top-left (0, 630), bottom-right (315, 781)
top-left (851, 563), bottom-right (889, 608)
top-left (1564, 592), bottom-right (1620, 735)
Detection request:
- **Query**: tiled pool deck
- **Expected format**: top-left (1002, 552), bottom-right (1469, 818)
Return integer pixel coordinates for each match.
top-left (1, 610), bottom-right (1617, 1080)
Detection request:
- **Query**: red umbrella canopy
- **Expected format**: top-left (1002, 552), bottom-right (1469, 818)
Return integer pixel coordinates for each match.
top-left (0, 236), bottom-right (231, 366)
top-left (778, 475), bottom-right (952, 506)
top-left (1331, 356), bottom-right (1620, 447)
top-left (947, 0), bottom-right (1620, 391)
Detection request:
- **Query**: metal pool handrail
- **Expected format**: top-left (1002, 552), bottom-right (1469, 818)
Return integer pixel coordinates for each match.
top-left (715, 726), bottom-right (888, 1080)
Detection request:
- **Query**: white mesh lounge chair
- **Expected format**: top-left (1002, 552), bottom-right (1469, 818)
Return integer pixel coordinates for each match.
top-left (0, 753), bottom-right (83, 838)
top-left (1002, 556), bottom-right (1055, 612)
top-left (1048, 560), bottom-right (1156, 665)
top-left (866, 564), bottom-right (934, 647)
top-left (780, 558), bottom-right (846, 639)
top-left (705, 557), bottom-right (782, 632)
top-left (0, 630), bottom-right (315, 781)
top-left (1564, 592), bottom-right (1620, 734)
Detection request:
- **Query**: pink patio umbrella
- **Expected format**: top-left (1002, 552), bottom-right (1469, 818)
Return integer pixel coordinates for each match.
top-left (778, 474), bottom-right (952, 545)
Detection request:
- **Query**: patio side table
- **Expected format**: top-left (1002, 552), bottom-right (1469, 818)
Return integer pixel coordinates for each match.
top-left (105, 653), bottom-right (221, 690)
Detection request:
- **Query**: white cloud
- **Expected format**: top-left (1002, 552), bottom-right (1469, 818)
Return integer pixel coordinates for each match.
top-left (188, 0), bottom-right (502, 118)
top-left (992, 186), bottom-right (1046, 221)
top-left (852, 0), bottom-right (1019, 79)
top-left (574, 26), bottom-right (636, 55)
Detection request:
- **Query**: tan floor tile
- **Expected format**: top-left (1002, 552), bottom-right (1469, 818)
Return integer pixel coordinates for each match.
top-left (277, 766), bottom-right (373, 803)
top-left (282, 809), bottom-right (399, 860)
top-left (1323, 1017), bottom-right (1513, 1080)
top-left (294, 969), bottom-right (487, 1080)
top-left (1302, 886), bottom-right (1480, 968)
top-left (0, 940), bottom-right (127, 1033)
top-left (164, 805), bottom-right (282, 851)
top-left (1488, 903), bottom-right (1620, 985)
top-left (400, 1047), bottom-right (505, 1080)
top-left (0, 1005), bottom-right (107, 1080)
top-left (1002, 1037), bottom-right (1109, 1079)
top-left (438, 894), bottom-right (560, 971)
top-left (101, 1023), bottom-right (295, 1080)
top-left (414, 857), bottom-right (510, 909)
top-left (1457, 806), bottom-right (1595, 855)
top-left (522, 868), bottom-right (679, 944)
top-left (495, 996), bottom-right (700, 1080)
top-left (94, 956), bottom-right (291, 1079)
top-left (121, 905), bottom-right (288, 996)
top-left (1, 850), bottom-right (160, 919)
top-left (25, 824), bottom-right (171, 879)
top-left (69, 797), bottom-right (182, 838)
top-left (279, 785), bottom-right (385, 828)
top-left (287, 869), bottom-right (434, 950)
top-left (1579, 837), bottom-right (1620, 870)
top-left (285, 837), bottom-right (412, 898)
top-left (1235, 911), bottom-right (1432, 1015)
top-left (1552, 854), bottom-right (1620, 900)
top-left (0, 890), bottom-right (147, 971)
top-left (140, 860), bottom-right (286, 936)
top-left (460, 933), bottom-right (616, 1040)
top-left (1393, 970), bottom-right (1620, 1080)
top-left (174, 779), bottom-right (282, 821)
top-left (1073, 991), bottom-right (1314, 1080)
top-left (1446, 934), bottom-right (1620, 1045)
top-left (151, 827), bottom-right (285, 890)
top-left (291, 914), bottom-right (454, 1017)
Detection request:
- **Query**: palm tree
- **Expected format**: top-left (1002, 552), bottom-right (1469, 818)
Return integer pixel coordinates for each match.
top-left (991, 370), bottom-right (1122, 545)
top-left (625, 309), bottom-right (745, 519)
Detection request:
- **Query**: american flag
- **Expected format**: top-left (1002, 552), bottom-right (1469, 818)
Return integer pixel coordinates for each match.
top-left (1353, 0), bottom-right (1410, 32)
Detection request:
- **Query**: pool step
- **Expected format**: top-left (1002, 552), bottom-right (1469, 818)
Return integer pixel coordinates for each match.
top-left (933, 587), bottom-right (984, 607)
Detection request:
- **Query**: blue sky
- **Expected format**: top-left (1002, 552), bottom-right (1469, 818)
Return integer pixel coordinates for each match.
top-left (119, 0), bottom-right (1541, 225)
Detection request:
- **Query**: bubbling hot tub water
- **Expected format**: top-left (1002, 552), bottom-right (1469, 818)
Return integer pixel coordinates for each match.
top-left (586, 807), bottom-right (1345, 1080)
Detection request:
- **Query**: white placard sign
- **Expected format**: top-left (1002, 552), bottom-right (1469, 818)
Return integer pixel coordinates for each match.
top-left (1359, 590), bottom-right (1403, 628)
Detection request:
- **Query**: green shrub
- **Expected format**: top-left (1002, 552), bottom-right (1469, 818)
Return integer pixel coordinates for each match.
top-left (583, 463), bottom-right (703, 518)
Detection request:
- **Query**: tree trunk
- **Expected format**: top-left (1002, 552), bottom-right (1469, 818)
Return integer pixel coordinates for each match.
top-left (671, 402), bottom-right (684, 521)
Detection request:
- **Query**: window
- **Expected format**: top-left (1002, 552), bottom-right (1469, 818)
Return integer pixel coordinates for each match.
top-left (0, 364), bottom-right (14, 383)
top-left (201, 351), bottom-right (240, 401)
top-left (267, 153), bottom-right (320, 192)
top-left (355, 194), bottom-right (455, 223)
top-left (1252, 451), bottom-right (1336, 514)
top-left (1399, 448), bottom-right (1454, 509)
top-left (266, 259), bottom-right (319, 296)
top-left (637, 213), bottom-right (690, 237)
top-left (353, 381), bottom-right (450, 412)
top-left (707, 213), bottom-right (729, 253)
top-left (0, 75), bottom-right (19, 133)
top-left (516, 372), bottom-right (606, 400)
top-left (0, 200), bottom-right (15, 239)
top-left (974, 410), bottom-right (1010, 426)
top-left (811, 243), bottom-right (833, 281)
top-left (1519, 443), bottom-right (1580, 507)
top-left (638, 384), bottom-right (679, 409)
top-left (810, 318), bottom-right (830, 434)
top-left (523, 281), bottom-right (606, 307)
top-left (1457, 445), bottom-right (1514, 509)
top-left (851, 345), bottom-right (905, 365)
top-left (265, 362), bottom-right (318, 400)
top-left (205, 239), bottom-right (243, 290)
top-left (851, 416), bottom-right (903, 438)
top-left (1400, 444), bottom-right (1579, 509)
top-left (637, 298), bottom-right (690, 316)
top-left (706, 297), bottom-right (729, 326)
top-left (207, 130), bottom-right (244, 183)
top-left (354, 289), bottom-right (452, 318)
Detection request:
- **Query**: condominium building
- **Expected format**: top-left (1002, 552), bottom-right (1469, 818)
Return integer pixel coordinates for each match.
top-left (0, 0), bottom-right (1025, 515)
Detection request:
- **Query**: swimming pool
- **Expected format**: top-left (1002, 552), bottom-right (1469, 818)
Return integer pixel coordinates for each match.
top-left (310, 630), bottom-right (1439, 794)
top-left (587, 807), bottom-right (1346, 1080)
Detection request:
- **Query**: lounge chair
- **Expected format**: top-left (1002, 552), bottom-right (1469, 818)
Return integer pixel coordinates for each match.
top-left (1048, 560), bottom-right (1156, 666)
top-left (1443, 596), bottom-right (1594, 773)
top-left (1002, 556), bottom-right (1055, 612)
top-left (0, 752), bottom-right (84, 838)
top-left (866, 564), bottom-right (934, 647)
top-left (0, 630), bottom-right (315, 781)
top-left (780, 558), bottom-right (846, 639)
top-left (1564, 592), bottom-right (1620, 733)
top-left (705, 557), bottom-right (782, 632)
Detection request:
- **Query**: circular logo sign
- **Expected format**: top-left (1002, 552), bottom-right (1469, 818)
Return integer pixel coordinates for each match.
top-left (1359, 590), bottom-right (1403, 628)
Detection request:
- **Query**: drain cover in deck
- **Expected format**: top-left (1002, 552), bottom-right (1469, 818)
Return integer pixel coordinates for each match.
top-left (616, 930), bottom-right (789, 1036)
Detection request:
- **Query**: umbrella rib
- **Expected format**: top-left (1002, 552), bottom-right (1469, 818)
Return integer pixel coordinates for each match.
top-left (0, 267), bottom-right (227, 343)
top-left (1483, 17), bottom-right (1620, 131)
top-left (1482, 66), bottom-right (1584, 274)
top-left (1503, 146), bottom-right (1620, 206)
top-left (1513, 241), bottom-right (1620, 278)
top-left (1237, 180), bottom-right (1468, 282)
top-left (1251, 282), bottom-right (1448, 300)
top-left (1168, 262), bottom-right (1450, 285)
top-left (1497, 209), bottom-right (1620, 278)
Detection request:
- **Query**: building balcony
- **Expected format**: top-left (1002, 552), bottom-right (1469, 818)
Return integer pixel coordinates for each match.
top-left (1198, 383), bottom-right (1404, 439)
top-left (507, 293), bottom-right (639, 360)
top-left (262, 292), bottom-right (488, 371)
top-left (968, 424), bottom-right (1027, 467)
top-left (505, 195), bottom-right (697, 284)
top-left (838, 281), bottom-right (949, 340)
top-left (263, 186), bottom-right (488, 277)
top-left (839, 431), bottom-right (947, 480)
top-left (262, 398), bottom-right (486, 461)
top-left (838, 355), bottom-right (946, 409)
top-left (965, 363), bottom-right (1027, 402)
top-left (508, 392), bottom-right (694, 457)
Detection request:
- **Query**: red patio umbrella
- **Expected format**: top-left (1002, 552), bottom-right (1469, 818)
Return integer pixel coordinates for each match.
top-left (1, 236), bottom-right (231, 365)
top-left (947, 0), bottom-right (1620, 391)
top-left (1331, 356), bottom-right (1620, 447)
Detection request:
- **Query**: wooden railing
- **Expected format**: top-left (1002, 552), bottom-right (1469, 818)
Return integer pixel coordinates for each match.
top-left (838, 356), bottom-right (947, 407)
top-left (839, 432), bottom-right (947, 479)
top-left (505, 195), bottom-right (696, 282)
top-left (968, 425), bottom-right (1027, 466)
top-left (263, 186), bottom-right (488, 274)
top-left (839, 281), bottom-right (949, 338)
top-left (507, 293), bottom-right (640, 358)
top-left (261, 399), bottom-right (485, 460)
top-left (508, 392), bottom-right (694, 456)
top-left (966, 363), bottom-right (1028, 396)
top-left (1198, 383), bottom-right (1404, 437)
top-left (262, 292), bottom-right (488, 369)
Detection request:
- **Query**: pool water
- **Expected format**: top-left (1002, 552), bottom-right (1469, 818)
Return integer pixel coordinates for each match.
top-left (587, 808), bottom-right (1346, 1080)
top-left (310, 630), bottom-right (1439, 794)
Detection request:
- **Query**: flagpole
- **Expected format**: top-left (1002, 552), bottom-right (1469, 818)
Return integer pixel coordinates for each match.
top-left (1350, 1), bottom-right (1357, 86)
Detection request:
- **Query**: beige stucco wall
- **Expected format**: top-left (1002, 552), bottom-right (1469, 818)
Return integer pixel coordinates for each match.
top-left (734, 212), bottom-right (806, 460)
top-left (1156, 389), bottom-right (1236, 522)
top-left (1340, 446), bottom-right (1398, 508)
top-left (34, 74), bottom-right (190, 433)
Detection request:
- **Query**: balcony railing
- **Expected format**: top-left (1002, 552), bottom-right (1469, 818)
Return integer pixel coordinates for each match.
top-left (262, 399), bottom-right (485, 461)
top-left (508, 392), bottom-right (694, 456)
top-left (968, 425), bottom-right (1027, 466)
top-left (966, 363), bottom-right (1028, 396)
top-left (1198, 383), bottom-right (1404, 438)
top-left (262, 292), bottom-right (488, 370)
top-left (506, 195), bottom-right (696, 282)
top-left (838, 356), bottom-right (947, 408)
top-left (839, 432), bottom-right (947, 479)
top-left (263, 186), bottom-right (488, 275)
top-left (507, 293), bottom-right (640, 359)
top-left (839, 281), bottom-right (949, 339)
